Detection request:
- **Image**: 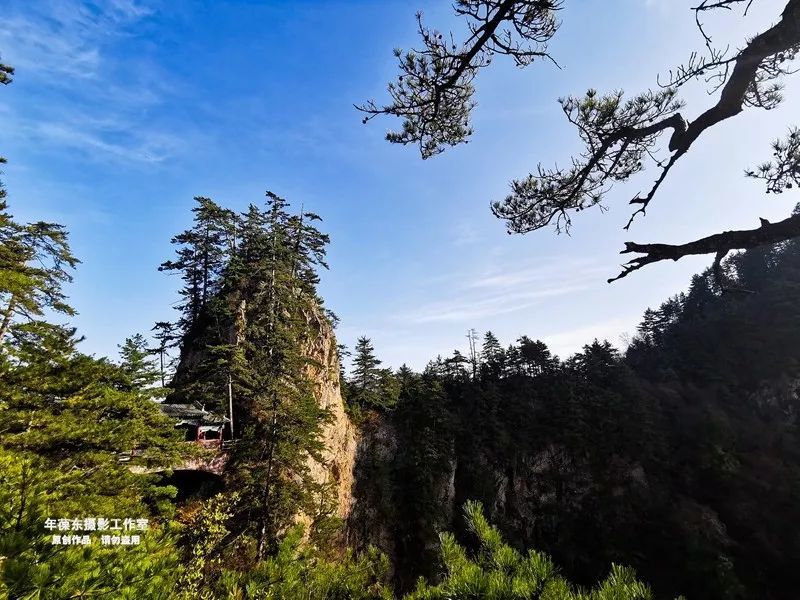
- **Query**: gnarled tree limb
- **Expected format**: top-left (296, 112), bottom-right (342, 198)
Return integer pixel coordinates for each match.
top-left (496, 0), bottom-right (800, 235)
top-left (366, 0), bottom-right (800, 283)
top-left (608, 212), bottom-right (800, 282)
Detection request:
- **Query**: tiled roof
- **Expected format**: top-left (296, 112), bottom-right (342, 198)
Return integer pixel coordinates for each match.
top-left (158, 402), bottom-right (227, 425)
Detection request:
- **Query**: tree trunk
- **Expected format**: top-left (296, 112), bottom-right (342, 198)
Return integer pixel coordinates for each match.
top-left (0, 296), bottom-right (16, 342)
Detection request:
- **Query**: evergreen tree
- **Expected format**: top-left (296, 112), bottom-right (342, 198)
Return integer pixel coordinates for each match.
top-left (0, 199), bottom-right (79, 342)
top-left (517, 335), bottom-right (558, 376)
top-left (351, 336), bottom-right (380, 402)
top-left (338, 342), bottom-right (352, 402)
top-left (190, 493), bottom-right (391, 600)
top-left (479, 331), bottom-right (505, 380)
top-left (119, 332), bottom-right (163, 395)
top-left (159, 197), bottom-right (236, 339)
top-left (364, 1), bottom-right (800, 281)
top-left (348, 336), bottom-right (399, 411)
top-left (0, 315), bottom-right (187, 597)
top-left (151, 320), bottom-right (180, 387)
top-left (443, 349), bottom-right (470, 380)
top-left (407, 502), bottom-right (668, 600)
top-left (0, 449), bottom-right (182, 600)
top-left (164, 191), bottom-right (336, 559)
top-left (0, 321), bottom-right (186, 508)
top-left (393, 368), bottom-right (455, 587)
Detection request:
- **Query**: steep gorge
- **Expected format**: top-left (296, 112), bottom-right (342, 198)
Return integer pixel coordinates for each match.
top-left (166, 235), bottom-right (800, 600)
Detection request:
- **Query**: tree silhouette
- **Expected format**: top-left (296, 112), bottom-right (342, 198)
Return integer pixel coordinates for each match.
top-left (361, 0), bottom-right (800, 282)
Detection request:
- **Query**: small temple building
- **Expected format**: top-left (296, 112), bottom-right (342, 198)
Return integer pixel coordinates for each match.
top-left (158, 402), bottom-right (230, 449)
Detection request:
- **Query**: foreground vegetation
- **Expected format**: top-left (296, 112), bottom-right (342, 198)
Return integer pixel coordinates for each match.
top-left (0, 188), bottom-right (667, 597)
top-left (4, 4), bottom-right (800, 593)
top-left (4, 183), bottom-right (800, 598)
top-left (345, 230), bottom-right (800, 599)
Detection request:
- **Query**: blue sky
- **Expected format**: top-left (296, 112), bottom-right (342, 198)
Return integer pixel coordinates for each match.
top-left (1, 0), bottom-right (797, 370)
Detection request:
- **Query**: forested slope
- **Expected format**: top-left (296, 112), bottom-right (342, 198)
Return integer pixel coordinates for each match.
top-left (345, 230), bottom-right (800, 600)
top-left (4, 190), bottom-right (800, 599)
top-left (0, 192), bottom-right (669, 599)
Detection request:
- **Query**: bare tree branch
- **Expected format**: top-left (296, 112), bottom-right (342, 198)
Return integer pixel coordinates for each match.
top-left (608, 212), bottom-right (800, 282)
top-left (364, 0), bottom-right (800, 283)
top-left (692, 0), bottom-right (756, 50)
top-left (496, 0), bottom-right (800, 236)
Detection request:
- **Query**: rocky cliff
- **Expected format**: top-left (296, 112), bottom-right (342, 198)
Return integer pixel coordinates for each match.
top-left (299, 309), bottom-right (359, 524)
top-left (169, 303), bottom-right (361, 529)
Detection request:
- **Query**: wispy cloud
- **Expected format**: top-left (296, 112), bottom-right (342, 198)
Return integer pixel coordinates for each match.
top-left (31, 120), bottom-right (180, 164)
top-left (404, 285), bottom-right (590, 324)
top-left (541, 317), bottom-right (638, 359)
top-left (450, 221), bottom-right (481, 247)
top-left (0, 99), bottom-right (185, 165)
top-left (0, 0), bottom-right (187, 165)
top-left (1, 13), bottom-right (101, 79)
top-left (467, 259), bottom-right (607, 290)
top-left (0, 1), bottom-right (152, 80)
top-left (402, 257), bottom-right (607, 324)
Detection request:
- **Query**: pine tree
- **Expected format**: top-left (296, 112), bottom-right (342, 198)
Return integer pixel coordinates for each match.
top-left (479, 330), bottom-right (505, 380)
top-left (119, 332), bottom-right (163, 395)
top-left (0, 320), bottom-right (187, 597)
top-left (0, 449), bottom-right (182, 600)
top-left (0, 199), bottom-right (79, 342)
top-left (406, 502), bottom-right (666, 600)
top-left (348, 336), bottom-right (399, 412)
top-left (338, 343), bottom-right (352, 402)
top-left (352, 336), bottom-right (380, 394)
top-left (443, 349), bottom-right (470, 380)
top-left (350, 337), bottom-right (381, 408)
top-left (151, 320), bottom-right (180, 387)
top-left (394, 368), bottom-right (455, 586)
top-left (167, 191), bottom-right (335, 559)
top-left (159, 197), bottom-right (236, 338)
top-left (517, 336), bottom-right (558, 376)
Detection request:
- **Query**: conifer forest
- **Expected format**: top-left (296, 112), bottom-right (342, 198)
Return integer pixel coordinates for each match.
top-left (2, 1), bottom-right (800, 599)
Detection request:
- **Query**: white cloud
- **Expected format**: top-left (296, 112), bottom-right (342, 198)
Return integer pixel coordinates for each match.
top-left (541, 317), bottom-right (639, 359)
top-left (401, 257), bottom-right (607, 324)
top-left (32, 120), bottom-right (179, 164)
top-left (467, 259), bottom-right (607, 289)
top-left (0, 1), bottom-right (152, 80)
top-left (405, 284), bottom-right (590, 324)
top-left (0, 97), bottom-right (185, 165)
top-left (0, 14), bottom-right (100, 79)
top-left (0, 0), bottom-right (186, 165)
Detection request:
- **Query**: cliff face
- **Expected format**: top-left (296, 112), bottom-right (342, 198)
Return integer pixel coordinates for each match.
top-left (170, 303), bottom-right (361, 528)
top-left (299, 310), bottom-right (358, 523)
top-left (171, 312), bottom-right (651, 572)
top-left (345, 414), bottom-right (398, 558)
